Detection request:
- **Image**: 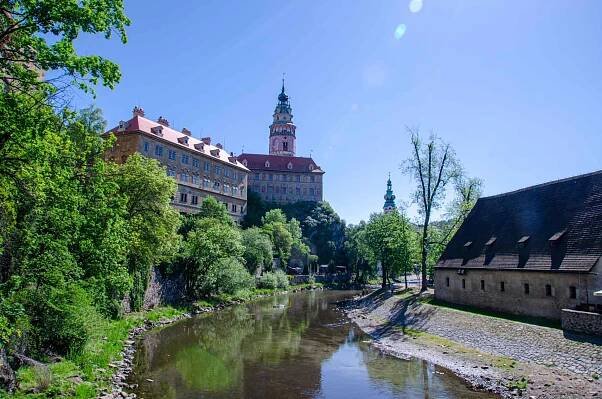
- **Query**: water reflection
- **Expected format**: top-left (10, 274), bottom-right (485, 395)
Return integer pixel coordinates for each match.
top-left (129, 291), bottom-right (496, 399)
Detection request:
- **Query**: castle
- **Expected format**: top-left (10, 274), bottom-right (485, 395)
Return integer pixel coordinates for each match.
top-left (238, 82), bottom-right (325, 204)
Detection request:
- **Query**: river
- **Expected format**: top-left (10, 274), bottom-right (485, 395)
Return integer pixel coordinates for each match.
top-left (127, 290), bottom-right (496, 399)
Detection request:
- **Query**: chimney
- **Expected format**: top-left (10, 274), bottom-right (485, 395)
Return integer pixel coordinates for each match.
top-left (132, 106), bottom-right (145, 117)
top-left (201, 137), bottom-right (211, 145)
top-left (182, 127), bottom-right (192, 136)
top-left (157, 116), bottom-right (170, 126)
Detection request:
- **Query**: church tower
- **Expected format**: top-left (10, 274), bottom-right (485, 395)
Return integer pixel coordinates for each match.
top-left (269, 79), bottom-right (296, 156)
top-left (383, 174), bottom-right (397, 213)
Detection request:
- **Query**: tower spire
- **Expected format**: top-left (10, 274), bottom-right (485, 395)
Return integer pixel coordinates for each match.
top-left (383, 174), bottom-right (397, 213)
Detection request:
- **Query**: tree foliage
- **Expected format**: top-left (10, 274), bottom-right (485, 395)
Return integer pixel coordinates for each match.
top-left (402, 127), bottom-right (480, 290)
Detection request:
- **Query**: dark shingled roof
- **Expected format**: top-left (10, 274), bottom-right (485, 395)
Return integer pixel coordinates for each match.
top-left (437, 170), bottom-right (602, 272)
top-left (237, 153), bottom-right (324, 174)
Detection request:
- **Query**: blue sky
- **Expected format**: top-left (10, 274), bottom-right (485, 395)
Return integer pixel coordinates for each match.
top-left (74, 0), bottom-right (602, 224)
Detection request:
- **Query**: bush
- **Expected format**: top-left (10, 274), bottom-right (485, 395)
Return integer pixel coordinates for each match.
top-left (274, 270), bottom-right (289, 289)
top-left (214, 257), bottom-right (255, 295)
top-left (257, 272), bottom-right (278, 289)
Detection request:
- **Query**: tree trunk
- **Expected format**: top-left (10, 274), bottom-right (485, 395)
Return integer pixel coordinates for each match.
top-left (404, 268), bottom-right (408, 290)
top-left (420, 214), bottom-right (430, 292)
top-left (0, 348), bottom-right (16, 393)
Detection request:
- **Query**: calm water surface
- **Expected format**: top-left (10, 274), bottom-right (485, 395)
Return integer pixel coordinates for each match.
top-left (128, 290), bottom-right (496, 399)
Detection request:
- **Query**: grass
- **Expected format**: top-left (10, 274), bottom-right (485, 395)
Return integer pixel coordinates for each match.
top-left (7, 281), bottom-right (323, 398)
top-left (8, 306), bottom-right (185, 399)
top-left (395, 327), bottom-right (519, 371)
top-left (417, 297), bottom-right (562, 329)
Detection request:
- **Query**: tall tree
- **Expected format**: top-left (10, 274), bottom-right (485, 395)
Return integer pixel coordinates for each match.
top-left (402, 127), bottom-right (480, 291)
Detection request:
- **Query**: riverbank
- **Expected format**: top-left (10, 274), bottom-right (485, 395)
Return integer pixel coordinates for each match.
top-left (343, 288), bottom-right (602, 399)
top-left (5, 283), bottom-right (323, 399)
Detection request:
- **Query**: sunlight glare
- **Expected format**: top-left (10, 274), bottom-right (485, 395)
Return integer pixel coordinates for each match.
top-left (409, 0), bottom-right (423, 13)
top-left (394, 24), bottom-right (407, 40)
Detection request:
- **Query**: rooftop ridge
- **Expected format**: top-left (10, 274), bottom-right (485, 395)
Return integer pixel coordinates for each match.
top-left (481, 169), bottom-right (602, 200)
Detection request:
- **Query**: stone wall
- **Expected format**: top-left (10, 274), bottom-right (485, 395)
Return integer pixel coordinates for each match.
top-left (142, 267), bottom-right (186, 310)
top-left (434, 267), bottom-right (601, 320)
top-left (561, 309), bottom-right (602, 336)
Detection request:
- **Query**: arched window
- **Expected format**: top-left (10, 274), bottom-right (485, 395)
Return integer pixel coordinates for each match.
top-left (265, 160), bottom-right (270, 168)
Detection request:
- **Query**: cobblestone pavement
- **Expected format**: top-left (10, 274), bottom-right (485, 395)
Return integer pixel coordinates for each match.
top-left (356, 292), bottom-right (602, 377)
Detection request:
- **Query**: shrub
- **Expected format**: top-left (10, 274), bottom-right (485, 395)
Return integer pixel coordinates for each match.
top-left (274, 270), bottom-right (289, 289)
top-left (214, 257), bottom-right (255, 295)
top-left (257, 272), bottom-right (278, 290)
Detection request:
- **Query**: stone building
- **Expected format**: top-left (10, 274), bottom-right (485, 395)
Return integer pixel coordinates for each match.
top-left (237, 82), bottom-right (324, 204)
top-left (435, 170), bottom-right (602, 321)
top-left (105, 107), bottom-right (249, 222)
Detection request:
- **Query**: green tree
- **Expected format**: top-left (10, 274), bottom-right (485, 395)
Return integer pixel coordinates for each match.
top-left (402, 127), bottom-right (463, 291)
top-left (184, 218), bottom-right (244, 297)
top-left (113, 153), bottom-right (181, 311)
top-left (363, 211), bottom-right (413, 289)
top-left (197, 195), bottom-right (234, 225)
top-left (241, 227), bottom-right (273, 275)
top-left (0, 0), bottom-right (129, 95)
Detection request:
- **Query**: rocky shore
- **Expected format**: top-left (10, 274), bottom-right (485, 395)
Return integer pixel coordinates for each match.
top-left (343, 289), bottom-right (601, 399)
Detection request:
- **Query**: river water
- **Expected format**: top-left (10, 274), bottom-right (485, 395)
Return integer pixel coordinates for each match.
top-left (128, 290), bottom-right (496, 399)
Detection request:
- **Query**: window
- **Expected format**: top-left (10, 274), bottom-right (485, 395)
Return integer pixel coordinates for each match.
top-left (445, 277), bottom-right (450, 287)
top-left (214, 165), bottom-right (221, 176)
top-left (192, 175), bottom-right (200, 185)
top-left (462, 279), bottom-right (466, 289)
top-left (213, 181), bottom-right (220, 190)
top-left (309, 188), bottom-right (315, 195)
top-left (168, 149), bottom-right (176, 160)
top-left (500, 281), bottom-right (505, 292)
top-left (265, 160), bottom-right (270, 168)
top-left (203, 178), bottom-right (210, 188)
top-left (192, 158), bottom-right (200, 168)
top-left (231, 204), bottom-right (237, 212)
top-left (204, 162), bottom-right (211, 172)
top-left (545, 284), bottom-right (552, 297)
top-left (180, 173), bottom-right (189, 183)
top-left (167, 169), bottom-right (176, 177)
top-left (283, 142), bottom-right (288, 151)
top-left (296, 175), bottom-right (301, 182)
top-left (310, 175), bottom-right (315, 182)
top-left (524, 283), bottom-right (530, 295)
top-left (255, 173), bottom-right (260, 180)
top-left (179, 193), bottom-right (187, 203)
top-left (268, 174), bottom-right (273, 181)
top-left (480, 280), bottom-right (485, 291)
top-left (181, 154), bottom-right (189, 164)
top-left (569, 286), bottom-right (577, 299)
top-left (154, 144), bottom-right (163, 156)
top-left (143, 141), bottom-right (150, 152)
top-left (191, 195), bottom-right (198, 205)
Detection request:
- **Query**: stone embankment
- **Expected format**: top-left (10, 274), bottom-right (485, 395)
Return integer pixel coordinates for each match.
top-left (344, 289), bottom-right (602, 399)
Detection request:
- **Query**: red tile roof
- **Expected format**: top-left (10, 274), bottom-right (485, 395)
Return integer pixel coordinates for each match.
top-left (107, 115), bottom-right (249, 171)
top-left (237, 153), bottom-right (324, 174)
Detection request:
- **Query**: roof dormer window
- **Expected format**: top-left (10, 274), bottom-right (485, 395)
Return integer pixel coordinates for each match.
top-left (308, 164), bottom-right (314, 171)
top-left (150, 125), bottom-right (163, 137)
top-left (242, 159), bottom-right (248, 167)
top-left (548, 229), bottom-right (566, 246)
top-left (485, 237), bottom-right (496, 247)
top-left (265, 160), bottom-right (270, 168)
top-left (194, 143), bottom-right (204, 151)
top-left (178, 136), bottom-right (189, 146)
top-left (287, 162), bottom-right (293, 170)
top-left (517, 235), bottom-right (530, 248)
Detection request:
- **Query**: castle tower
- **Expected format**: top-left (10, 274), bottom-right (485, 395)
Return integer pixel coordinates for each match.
top-left (269, 79), bottom-right (296, 156)
top-left (383, 174), bottom-right (397, 213)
